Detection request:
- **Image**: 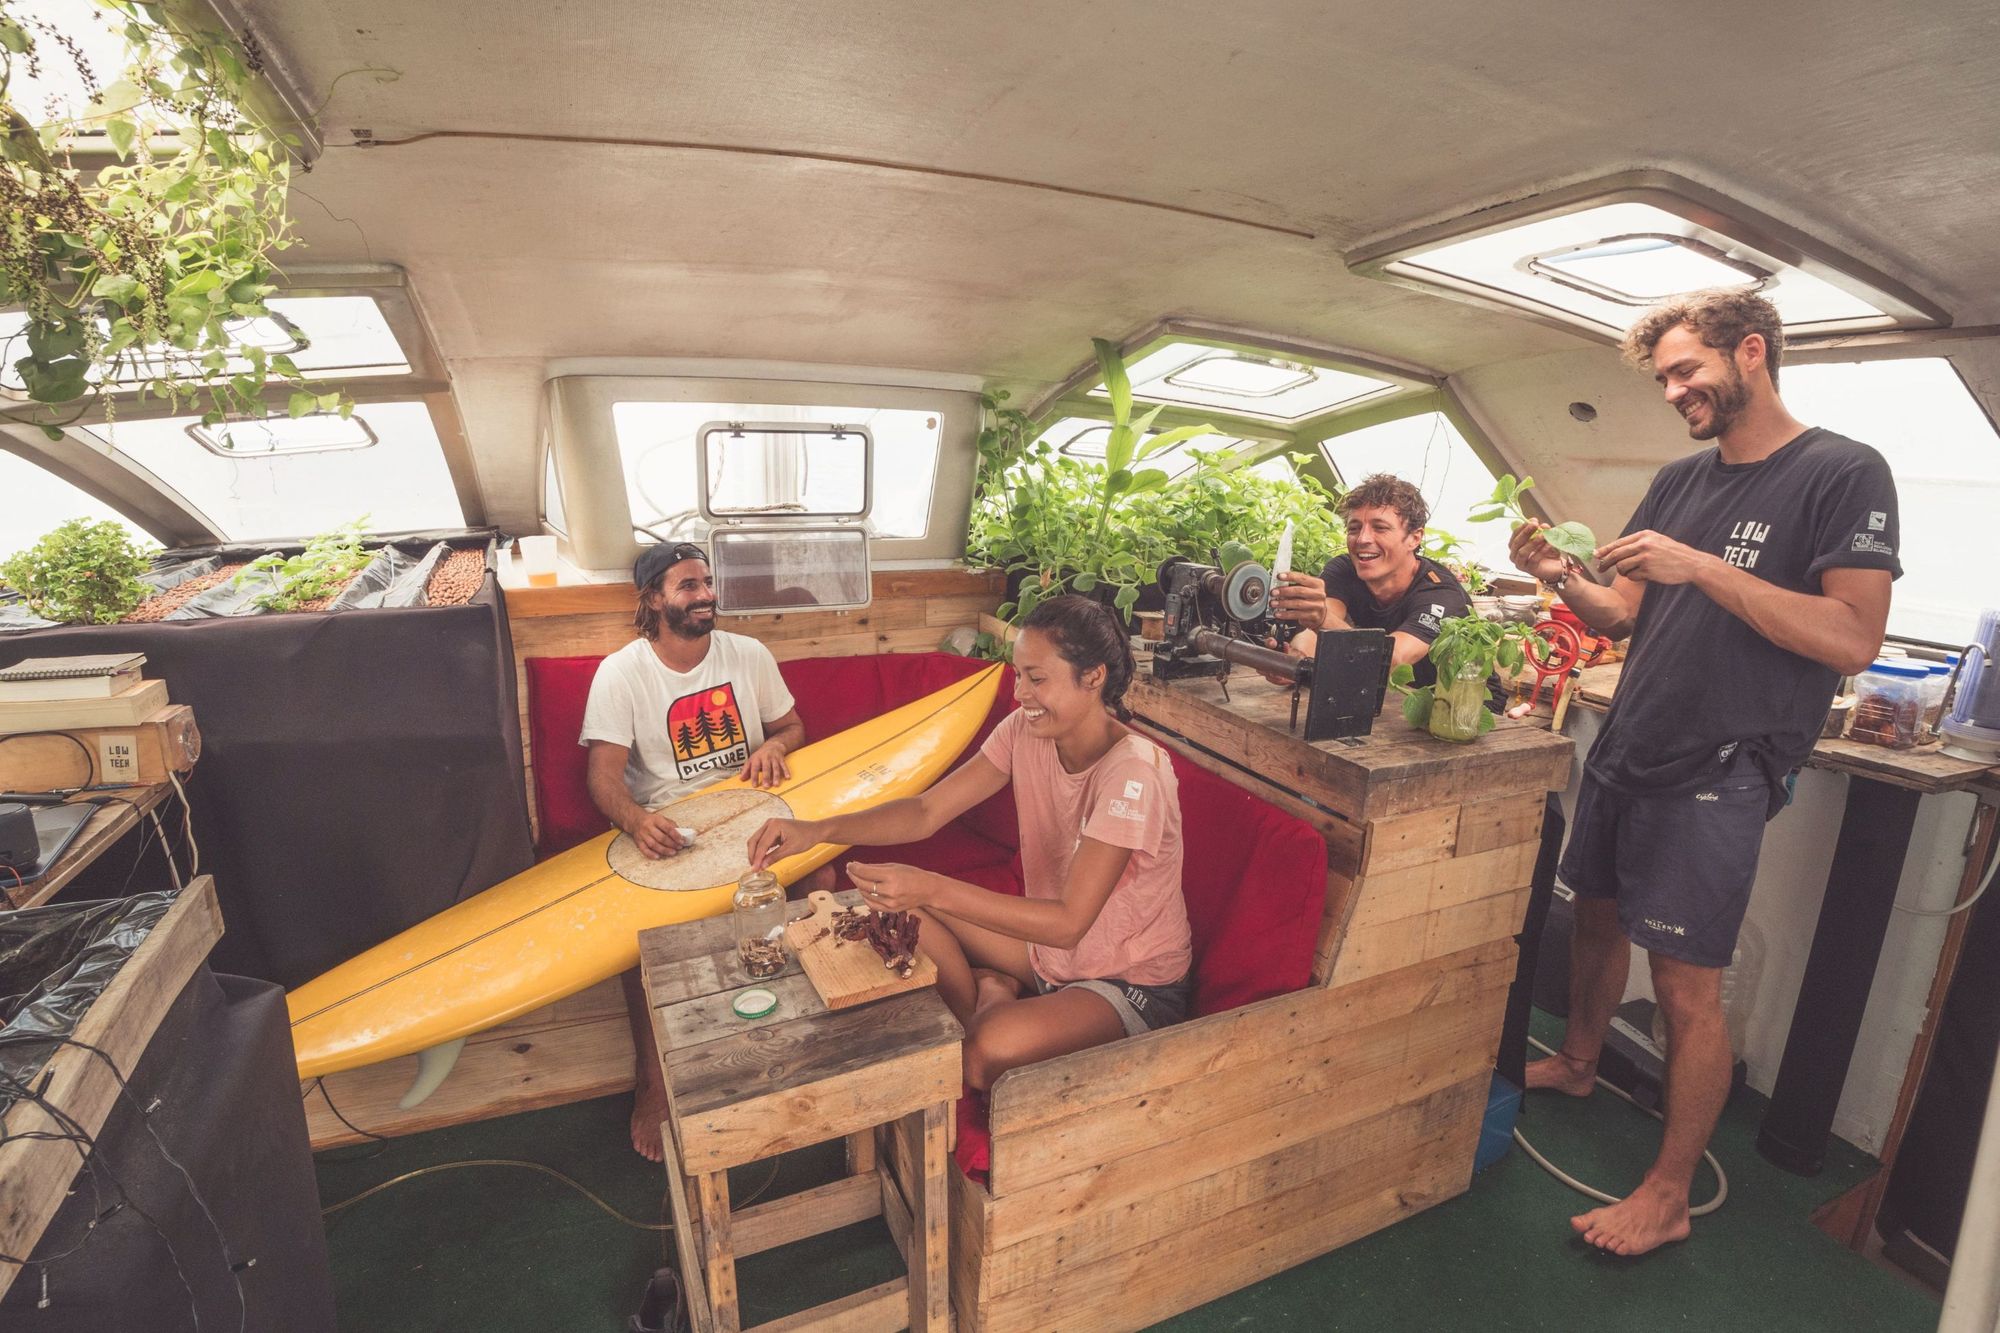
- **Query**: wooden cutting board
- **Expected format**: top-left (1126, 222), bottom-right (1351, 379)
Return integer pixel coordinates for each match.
top-left (782, 890), bottom-right (938, 1010)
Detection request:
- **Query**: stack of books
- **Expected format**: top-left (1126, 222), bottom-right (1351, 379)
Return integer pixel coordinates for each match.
top-left (0, 654), bottom-right (168, 733)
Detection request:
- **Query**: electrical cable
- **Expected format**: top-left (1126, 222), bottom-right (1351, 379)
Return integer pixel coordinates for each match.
top-left (0, 730), bottom-right (97, 788)
top-left (0, 1032), bottom-right (250, 1332)
top-left (168, 768), bottom-right (200, 880)
top-left (1512, 1035), bottom-right (1729, 1219)
top-left (1891, 809), bottom-right (2000, 919)
top-left (146, 808), bottom-right (184, 892)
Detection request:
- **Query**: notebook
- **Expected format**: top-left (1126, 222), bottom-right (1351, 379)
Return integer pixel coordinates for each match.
top-left (0, 653), bottom-right (148, 703)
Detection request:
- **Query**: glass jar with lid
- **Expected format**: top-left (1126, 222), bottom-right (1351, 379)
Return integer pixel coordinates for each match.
top-left (1850, 661), bottom-right (1929, 750)
top-left (733, 870), bottom-right (788, 978)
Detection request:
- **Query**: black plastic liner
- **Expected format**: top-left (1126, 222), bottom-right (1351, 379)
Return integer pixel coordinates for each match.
top-left (0, 531), bottom-right (535, 986)
top-left (0, 528), bottom-right (496, 626)
top-left (0, 891), bottom-right (175, 1113)
top-left (0, 968), bottom-right (337, 1332)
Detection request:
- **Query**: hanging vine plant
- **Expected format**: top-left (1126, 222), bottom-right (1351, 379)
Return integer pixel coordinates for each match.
top-left (0, 0), bottom-right (343, 438)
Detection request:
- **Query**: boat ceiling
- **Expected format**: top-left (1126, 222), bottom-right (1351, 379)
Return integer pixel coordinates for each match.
top-left (257, 0), bottom-right (2000, 530)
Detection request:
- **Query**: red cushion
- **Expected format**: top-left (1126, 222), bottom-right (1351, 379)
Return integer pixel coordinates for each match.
top-left (1168, 753), bottom-right (1325, 1016)
top-left (525, 655), bottom-right (615, 855)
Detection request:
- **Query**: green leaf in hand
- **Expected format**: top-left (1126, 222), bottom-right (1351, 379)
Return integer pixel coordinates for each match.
top-left (1541, 521), bottom-right (1598, 560)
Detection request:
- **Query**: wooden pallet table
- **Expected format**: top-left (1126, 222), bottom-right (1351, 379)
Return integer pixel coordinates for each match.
top-left (640, 892), bottom-right (962, 1333)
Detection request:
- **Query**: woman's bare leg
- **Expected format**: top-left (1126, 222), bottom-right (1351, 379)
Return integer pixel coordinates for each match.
top-left (963, 989), bottom-right (1126, 1091)
top-left (907, 906), bottom-right (1032, 1026)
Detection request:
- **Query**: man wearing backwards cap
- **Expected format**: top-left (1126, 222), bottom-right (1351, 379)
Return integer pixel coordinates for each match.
top-left (581, 542), bottom-right (820, 1160)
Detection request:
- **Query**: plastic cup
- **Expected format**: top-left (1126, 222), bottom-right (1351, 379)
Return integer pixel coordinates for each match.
top-left (518, 534), bottom-right (559, 586)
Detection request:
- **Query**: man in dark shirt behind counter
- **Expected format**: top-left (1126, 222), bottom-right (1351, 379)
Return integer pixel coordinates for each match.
top-left (1268, 471), bottom-right (1472, 687)
top-left (1511, 289), bottom-right (1898, 1257)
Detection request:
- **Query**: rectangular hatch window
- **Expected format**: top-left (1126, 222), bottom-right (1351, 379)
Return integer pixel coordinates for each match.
top-left (613, 402), bottom-right (940, 542)
top-left (1086, 342), bottom-right (1400, 423)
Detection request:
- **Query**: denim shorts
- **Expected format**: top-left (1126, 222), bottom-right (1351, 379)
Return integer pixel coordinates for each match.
top-left (1032, 971), bottom-right (1192, 1036)
top-left (1558, 769), bottom-right (1771, 968)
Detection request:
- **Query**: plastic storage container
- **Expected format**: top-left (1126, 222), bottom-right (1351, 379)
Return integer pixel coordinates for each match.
top-left (733, 869), bottom-right (788, 978)
top-left (1850, 661), bottom-right (1930, 749)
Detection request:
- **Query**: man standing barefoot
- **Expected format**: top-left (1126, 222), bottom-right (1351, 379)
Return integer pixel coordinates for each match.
top-left (1512, 290), bottom-right (1899, 1255)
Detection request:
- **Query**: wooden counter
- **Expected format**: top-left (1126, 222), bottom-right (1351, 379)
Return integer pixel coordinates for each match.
top-left (1575, 661), bottom-right (2000, 794)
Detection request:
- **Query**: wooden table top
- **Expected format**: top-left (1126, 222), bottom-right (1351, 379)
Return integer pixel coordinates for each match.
top-left (639, 890), bottom-right (962, 1169)
top-left (4, 784), bottom-right (172, 910)
top-left (1126, 670), bottom-right (1573, 822)
top-left (1574, 662), bottom-right (2000, 796)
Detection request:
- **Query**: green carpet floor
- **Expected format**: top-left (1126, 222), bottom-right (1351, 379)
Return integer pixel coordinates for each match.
top-left (316, 1013), bottom-right (1943, 1332)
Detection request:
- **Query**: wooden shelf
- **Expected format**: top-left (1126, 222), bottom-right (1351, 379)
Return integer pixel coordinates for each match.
top-left (4, 783), bottom-right (173, 910)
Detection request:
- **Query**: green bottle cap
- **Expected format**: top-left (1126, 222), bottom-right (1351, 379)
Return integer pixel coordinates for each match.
top-left (732, 987), bottom-right (779, 1019)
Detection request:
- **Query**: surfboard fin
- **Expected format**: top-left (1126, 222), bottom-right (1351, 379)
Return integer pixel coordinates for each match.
top-left (398, 1037), bottom-right (467, 1109)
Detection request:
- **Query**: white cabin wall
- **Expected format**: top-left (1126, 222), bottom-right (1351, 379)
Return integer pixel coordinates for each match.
top-left (1560, 707), bottom-right (1979, 1156)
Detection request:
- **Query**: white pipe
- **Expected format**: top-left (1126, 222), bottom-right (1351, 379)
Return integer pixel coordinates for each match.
top-left (1938, 1033), bottom-right (2000, 1333)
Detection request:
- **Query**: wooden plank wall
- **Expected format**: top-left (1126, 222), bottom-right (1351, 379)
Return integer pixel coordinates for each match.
top-left (956, 939), bottom-right (1513, 1332)
top-left (504, 568), bottom-right (1002, 840)
top-left (949, 715), bottom-right (1553, 1331)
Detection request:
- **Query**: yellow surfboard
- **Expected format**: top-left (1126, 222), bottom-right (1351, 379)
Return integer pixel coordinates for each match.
top-left (289, 663), bottom-right (1003, 1086)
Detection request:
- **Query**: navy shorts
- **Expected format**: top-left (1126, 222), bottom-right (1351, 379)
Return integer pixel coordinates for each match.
top-left (1558, 769), bottom-right (1770, 968)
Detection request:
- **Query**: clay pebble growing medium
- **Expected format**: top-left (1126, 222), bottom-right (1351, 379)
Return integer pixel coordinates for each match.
top-left (120, 563), bottom-right (245, 621)
top-left (119, 546), bottom-right (486, 622)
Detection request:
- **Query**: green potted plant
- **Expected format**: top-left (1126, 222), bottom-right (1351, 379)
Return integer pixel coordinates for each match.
top-left (973, 339), bottom-right (1218, 624)
top-left (1389, 613), bottom-right (1537, 742)
top-left (232, 516), bottom-right (374, 610)
top-left (0, 517), bottom-right (152, 623)
top-left (0, 1), bottom-right (346, 436)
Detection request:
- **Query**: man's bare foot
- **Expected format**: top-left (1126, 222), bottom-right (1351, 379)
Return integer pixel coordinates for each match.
top-left (631, 1076), bottom-right (669, 1163)
top-left (972, 969), bottom-right (1022, 1014)
top-left (1525, 1049), bottom-right (1597, 1097)
top-left (1570, 1179), bottom-right (1692, 1256)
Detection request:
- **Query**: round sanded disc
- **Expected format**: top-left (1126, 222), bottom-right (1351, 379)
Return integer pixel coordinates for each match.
top-left (607, 787), bottom-right (795, 891)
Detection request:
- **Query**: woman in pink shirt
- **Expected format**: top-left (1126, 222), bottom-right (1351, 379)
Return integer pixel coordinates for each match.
top-left (747, 595), bottom-right (1192, 1090)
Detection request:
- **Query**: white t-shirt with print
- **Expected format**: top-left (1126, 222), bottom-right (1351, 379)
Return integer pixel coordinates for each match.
top-left (579, 632), bottom-right (796, 808)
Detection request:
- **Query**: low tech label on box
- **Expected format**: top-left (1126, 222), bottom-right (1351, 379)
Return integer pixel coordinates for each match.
top-left (97, 733), bottom-right (139, 783)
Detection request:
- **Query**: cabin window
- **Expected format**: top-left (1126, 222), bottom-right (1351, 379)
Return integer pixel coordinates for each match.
top-left (1781, 358), bottom-right (1999, 647)
top-left (0, 450), bottom-right (152, 557)
top-left (79, 400), bottom-right (463, 542)
top-left (0, 296), bottom-right (411, 398)
top-left (1085, 341), bottom-right (1401, 423)
top-left (1319, 413), bottom-right (1512, 574)
top-left (613, 402), bottom-right (941, 542)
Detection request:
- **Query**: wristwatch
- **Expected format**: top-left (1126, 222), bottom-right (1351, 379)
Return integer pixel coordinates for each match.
top-left (1542, 564), bottom-right (1572, 594)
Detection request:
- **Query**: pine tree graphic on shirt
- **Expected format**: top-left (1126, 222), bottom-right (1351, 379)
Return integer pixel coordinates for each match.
top-left (667, 684), bottom-right (751, 781)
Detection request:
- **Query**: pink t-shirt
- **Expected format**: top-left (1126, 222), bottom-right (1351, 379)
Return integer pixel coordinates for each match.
top-left (979, 711), bottom-right (1191, 987)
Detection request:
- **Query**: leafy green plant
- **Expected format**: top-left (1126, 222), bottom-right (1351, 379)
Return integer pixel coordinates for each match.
top-left (1387, 614), bottom-right (1536, 737)
top-left (234, 516), bottom-right (374, 611)
top-left (1420, 527), bottom-right (1488, 594)
top-left (0, 516), bottom-right (151, 623)
top-left (1468, 475), bottom-right (1596, 562)
top-left (975, 339), bottom-right (1220, 623)
top-left (0, 1), bottom-right (347, 436)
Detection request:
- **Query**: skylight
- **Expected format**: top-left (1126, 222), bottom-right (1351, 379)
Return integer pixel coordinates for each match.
top-left (1527, 235), bottom-right (1769, 306)
top-left (82, 401), bottom-right (462, 541)
top-left (0, 295), bottom-right (410, 396)
top-left (187, 413), bottom-right (378, 458)
top-left (1395, 203), bottom-right (1885, 333)
top-left (1351, 174), bottom-right (1947, 339)
top-left (1086, 343), bottom-right (1399, 423)
top-left (1043, 417), bottom-right (1250, 478)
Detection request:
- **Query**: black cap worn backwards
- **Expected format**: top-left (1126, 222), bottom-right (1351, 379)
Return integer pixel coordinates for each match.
top-left (634, 542), bottom-right (708, 590)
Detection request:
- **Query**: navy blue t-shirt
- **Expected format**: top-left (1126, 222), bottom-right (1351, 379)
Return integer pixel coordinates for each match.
top-left (1318, 554), bottom-right (1470, 688)
top-left (1587, 428), bottom-right (1902, 798)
